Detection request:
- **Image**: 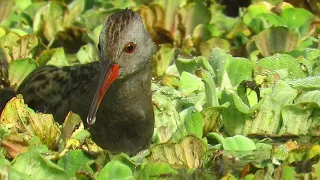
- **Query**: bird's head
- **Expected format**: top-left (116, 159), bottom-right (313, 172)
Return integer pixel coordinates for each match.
top-left (86, 9), bottom-right (155, 125)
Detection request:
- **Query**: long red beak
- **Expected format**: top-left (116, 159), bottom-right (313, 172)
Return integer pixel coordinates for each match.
top-left (86, 63), bottom-right (120, 125)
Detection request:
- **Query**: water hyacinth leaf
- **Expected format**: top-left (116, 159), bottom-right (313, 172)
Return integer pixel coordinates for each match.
top-left (11, 151), bottom-right (68, 180)
top-left (8, 58), bottom-right (38, 90)
top-left (175, 56), bottom-right (214, 76)
top-left (179, 1), bottom-right (211, 37)
top-left (256, 54), bottom-right (306, 80)
top-left (0, 27), bottom-right (6, 38)
top-left (223, 135), bottom-right (256, 151)
top-left (179, 71), bottom-right (204, 96)
top-left (209, 48), bottom-right (232, 88)
top-left (201, 69), bottom-right (218, 107)
top-left (220, 90), bottom-right (251, 135)
top-left (57, 150), bottom-right (94, 179)
top-left (76, 43), bottom-right (98, 64)
top-left (286, 76), bottom-right (320, 90)
top-left (172, 106), bottom-right (202, 140)
top-left (0, 96), bottom-right (61, 149)
top-left (247, 81), bottom-right (297, 134)
top-left (242, 2), bottom-right (272, 33)
top-left (255, 13), bottom-right (285, 28)
top-left (200, 37), bottom-right (230, 59)
top-left (280, 8), bottom-right (315, 29)
top-left (0, 33), bottom-right (43, 63)
top-left (184, 110), bottom-right (203, 138)
top-left (232, 93), bottom-right (250, 114)
top-left (64, 0), bottom-right (86, 26)
top-left (280, 166), bottom-right (296, 179)
top-left (226, 57), bottom-right (253, 87)
top-left (155, 0), bottom-right (180, 34)
top-left (140, 162), bottom-right (178, 179)
top-left (20, 2), bottom-right (47, 25)
top-left (296, 90), bottom-right (320, 106)
top-left (152, 93), bottom-right (181, 143)
top-left (279, 103), bottom-right (319, 135)
top-left (201, 106), bottom-right (226, 136)
top-left (33, 2), bottom-right (66, 42)
top-left (153, 45), bottom-right (175, 77)
top-left (97, 160), bottom-right (133, 180)
top-left (209, 48), bottom-right (252, 88)
top-left (221, 81), bottom-right (297, 135)
top-left (44, 48), bottom-right (69, 67)
top-left (149, 135), bottom-right (206, 169)
top-left (248, 27), bottom-right (299, 57)
top-left (192, 24), bottom-right (213, 46)
top-left (84, 25), bottom-right (102, 47)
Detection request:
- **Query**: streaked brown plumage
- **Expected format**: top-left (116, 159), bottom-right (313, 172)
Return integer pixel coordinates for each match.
top-left (17, 9), bottom-right (156, 155)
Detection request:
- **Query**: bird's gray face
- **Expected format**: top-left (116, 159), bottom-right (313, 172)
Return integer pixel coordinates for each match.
top-left (98, 9), bottom-right (155, 78)
top-left (86, 9), bottom-right (155, 125)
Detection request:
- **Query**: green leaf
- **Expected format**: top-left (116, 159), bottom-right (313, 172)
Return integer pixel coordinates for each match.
top-left (280, 8), bottom-right (315, 29)
top-left (243, 2), bottom-right (272, 33)
top-left (179, 72), bottom-right (204, 96)
top-left (11, 151), bottom-right (68, 180)
top-left (201, 70), bottom-right (219, 107)
top-left (97, 160), bottom-right (133, 180)
top-left (76, 43), bottom-right (98, 64)
top-left (256, 54), bottom-right (306, 79)
top-left (209, 48), bottom-right (252, 88)
top-left (287, 76), bottom-right (320, 90)
top-left (280, 166), bottom-right (296, 179)
top-left (57, 150), bottom-right (94, 179)
top-left (140, 162), bottom-right (178, 180)
top-left (0, 154), bottom-right (10, 167)
top-left (179, 2), bottom-right (210, 37)
top-left (153, 45), bottom-right (176, 77)
top-left (64, 0), bottom-right (86, 26)
top-left (8, 58), bottom-right (38, 90)
top-left (43, 48), bottom-right (69, 67)
top-left (248, 27), bottom-right (299, 57)
top-left (280, 103), bottom-right (319, 135)
top-left (149, 135), bottom-right (206, 169)
top-left (296, 90), bottom-right (320, 106)
top-left (223, 135), bottom-right (256, 151)
top-left (0, 32), bottom-right (43, 63)
top-left (33, 2), bottom-right (66, 41)
top-left (185, 110), bottom-right (203, 138)
top-left (200, 37), bottom-right (230, 58)
top-left (175, 56), bottom-right (215, 76)
top-left (152, 92), bottom-right (181, 143)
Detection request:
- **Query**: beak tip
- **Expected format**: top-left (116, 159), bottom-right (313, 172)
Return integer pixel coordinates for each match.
top-left (87, 116), bottom-right (96, 125)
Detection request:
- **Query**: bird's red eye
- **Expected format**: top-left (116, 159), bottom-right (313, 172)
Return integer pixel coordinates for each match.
top-left (124, 42), bottom-right (136, 53)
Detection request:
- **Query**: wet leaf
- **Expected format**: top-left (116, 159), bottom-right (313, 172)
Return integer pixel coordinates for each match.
top-left (11, 150), bottom-right (68, 180)
top-left (8, 58), bottom-right (38, 90)
top-left (153, 45), bottom-right (175, 77)
top-left (76, 43), bottom-right (98, 64)
top-left (209, 48), bottom-right (253, 88)
top-left (280, 102), bottom-right (319, 135)
top-left (152, 92), bottom-right (181, 143)
top-left (0, 32), bottom-right (43, 63)
top-left (179, 71), bottom-right (204, 96)
top-left (256, 53), bottom-right (306, 80)
top-left (149, 135), bottom-right (206, 169)
top-left (57, 150), bottom-right (94, 179)
top-left (97, 160), bottom-right (133, 180)
top-left (33, 2), bottom-right (67, 42)
top-left (248, 27), bottom-right (299, 56)
top-left (280, 8), bottom-right (315, 29)
top-left (0, 96), bottom-right (61, 149)
top-left (140, 162), bottom-right (178, 179)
